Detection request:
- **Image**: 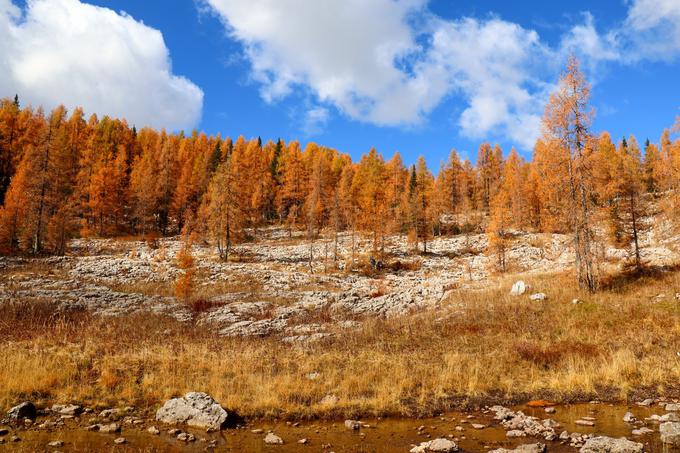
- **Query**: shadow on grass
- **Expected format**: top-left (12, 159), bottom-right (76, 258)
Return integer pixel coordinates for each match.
top-left (599, 263), bottom-right (680, 292)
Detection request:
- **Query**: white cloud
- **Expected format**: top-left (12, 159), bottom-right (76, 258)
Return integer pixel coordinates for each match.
top-left (622, 0), bottom-right (680, 60)
top-left (0, 0), bottom-right (203, 130)
top-left (302, 106), bottom-right (329, 137)
top-left (204, 0), bottom-right (680, 150)
top-left (204, 0), bottom-right (445, 126)
top-left (559, 13), bottom-right (620, 66)
top-left (427, 18), bottom-right (554, 149)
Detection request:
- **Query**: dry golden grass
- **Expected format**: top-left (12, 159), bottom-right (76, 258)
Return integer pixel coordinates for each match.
top-left (0, 270), bottom-right (678, 419)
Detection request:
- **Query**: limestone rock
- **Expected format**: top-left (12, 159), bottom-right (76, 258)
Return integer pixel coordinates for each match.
top-left (155, 392), bottom-right (228, 430)
top-left (579, 436), bottom-right (643, 453)
top-left (264, 432), bottom-right (284, 444)
top-left (411, 438), bottom-right (458, 452)
top-left (489, 443), bottom-right (546, 453)
top-left (529, 293), bottom-right (546, 301)
top-left (622, 412), bottom-right (636, 423)
top-left (345, 419), bottom-right (361, 430)
top-left (52, 404), bottom-right (82, 416)
top-left (510, 281), bottom-right (526, 296)
top-left (660, 422), bottom-right (680, 446)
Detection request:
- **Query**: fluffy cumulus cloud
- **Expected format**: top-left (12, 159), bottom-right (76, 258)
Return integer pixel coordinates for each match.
top-left (427, 18), bottom-right (554, 149)
top-left (0, 0), bottom-right (203, 130)
top-left (204, 0), bottom-right (438, 126)
top-left (205, 0), bottom-right (680, 148)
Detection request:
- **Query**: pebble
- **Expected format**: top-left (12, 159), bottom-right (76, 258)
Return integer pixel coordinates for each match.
top-left (113, 437), bottom-right (126, 445)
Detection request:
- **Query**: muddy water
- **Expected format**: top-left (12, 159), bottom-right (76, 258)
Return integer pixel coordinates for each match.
top-left (2, 403), bottom-right (676, 452)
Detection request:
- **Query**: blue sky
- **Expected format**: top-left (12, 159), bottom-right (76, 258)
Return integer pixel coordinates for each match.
top-left (2, 0), bottom-right (679, 166)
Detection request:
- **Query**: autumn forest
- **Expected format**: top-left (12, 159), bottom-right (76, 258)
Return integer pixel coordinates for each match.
top-left (1, 59), bottom-right (678, 294)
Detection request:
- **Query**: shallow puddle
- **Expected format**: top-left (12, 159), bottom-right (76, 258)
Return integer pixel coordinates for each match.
top-left (2, 403), bottom-right (677, 452)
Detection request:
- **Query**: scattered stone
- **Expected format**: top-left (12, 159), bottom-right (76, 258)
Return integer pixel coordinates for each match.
top-left (631, 427), bottom-right (653, 436)
top-left (529, 293), bottom-right (546, 301)
top-left (113, 437), bottom-right (126, 445)
top-left (99, 409), bottom-right (118, 418)
top-left (575, 419), bottom-right (595, 426)
top-left (48, 440), bottom-right (64, 447)
top-left (251, 428), bottom-right (264, 434)
top-left (489, 443), bottom-right (546, 453)
top-left (298, 438), bottom-right (308, 444)
top-left (666, 403), bottom-right (680, 412)
top-left (98, 423), bottom-right (121, 433)
top-left (6, 402), bottom-right (36, 422)
top-left (572, 298), bottom-right (583, 305)
top-left (410, 438), bottom-right (458, 452)
top-left (623, 412), bottom-right (636, 423)
top-left (147, 426), bottom-right (160, 435)
top-left (345, 420), bottom-right (361, 430)
top-left (264, 432), bottom-right (284, 444)
top-left (510, 281), bottom-right (527, 296)
top-left (542, 419), bottom-right (560, 428)
top-left (544, 407), bottom-right (556, 414)
top-left (636, 399), bottom-right (653, 407)
top-left (490, 406), bottom-right (557, 441)
top-left (177, 432), bottom-right (196, 442)
top-left (660, 422), bottom-right (680, 446)
top-left (579, 436), bottom-right (643, 453)
top-left (471, 424), bottom-right (486, 429)
top-left (156, 392), bottom-right (228, 430)
top-left (52, 404), bottom-right (82, 416)
top-left (10, 435), bottom-right (20, 442)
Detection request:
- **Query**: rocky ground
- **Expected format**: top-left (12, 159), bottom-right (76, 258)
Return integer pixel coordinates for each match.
top-left (1, 223), bottom-right (679, 343)
top-left (1, 393), bottom-right (679, 451)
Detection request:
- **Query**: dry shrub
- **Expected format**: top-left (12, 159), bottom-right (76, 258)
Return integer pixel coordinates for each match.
top-left (515, 340), bottom-right (601, 369)
top-left (143, 232), bottom-right (160, 249)
top-left (188, 298), bottom-right (221, 314)
top-left (370, 283), bottom-right (388, 298)
top-left (0, 300), bottom-right (88, 341)
top-left (386, 259), bottom-right (422, 272)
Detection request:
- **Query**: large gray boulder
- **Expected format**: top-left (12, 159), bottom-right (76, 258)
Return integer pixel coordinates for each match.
top-left (155, 392), bottom-right (228, 430)
top-left (660, 422), bottom-right (680, 446)
top-left (6, 402), bottom-right (36, 422)
top-left (579, 436), bottom-right (643, 453)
